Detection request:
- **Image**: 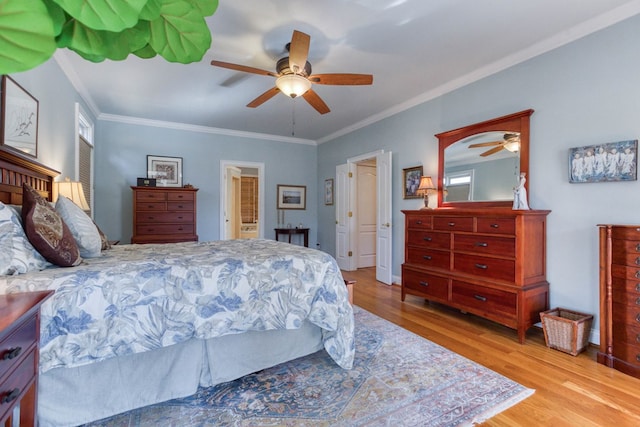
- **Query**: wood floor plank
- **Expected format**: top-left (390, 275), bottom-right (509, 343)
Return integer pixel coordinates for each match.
top-left (344, 268), bottom-right (640, 426)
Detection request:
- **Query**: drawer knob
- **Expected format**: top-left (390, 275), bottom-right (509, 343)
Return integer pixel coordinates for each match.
top-left (636, 283), bottom-right (640, 292)
top-left (490, 224), bottom-right (499, 228)
top-left (423, 237), bottom-right (432, 241)
top-left (177, 205), bottom-right (184, 209)
top-left (636, 334), bottom-right (640, 343)
top-left (419, 281), bottom-right (429, 287)
top-left (636, 271), bottom-right (640, 279)
top-left (448, 222), bottom-right (456, 227)
top-left (637, 354), bottom-right (640, 362)
top-left (178, 227), bottom-right (184, 231)
top-left (416, 220), bottom-right (423, 225)
top-left (636, 257), bottom-right (640, 266)
top-left (475, 263), bottom-right (488, 270)
top-left (637, 298), bottom-right (640, 306)
top-left (148, 205), bottom-right (155, 208)
top-left (636, 243), bottom-right (640, 252)
top-left (636, 313), bottom-right (640, 323)
top-left (474, 294), bottom-right (488, 302)
top-left (423, 255), bottom-right (432, 260)
top-left (475, 242), bottom-right (488, 247)
top-left (2, 346), bottom-right (21, 360)
top-left (1, 388), bottom-right (20, 404)
top-left (177, 216), bottom-right (183, 220)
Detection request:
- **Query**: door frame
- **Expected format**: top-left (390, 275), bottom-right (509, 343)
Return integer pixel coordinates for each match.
top-left (220, 160), bottom-right (265, 240)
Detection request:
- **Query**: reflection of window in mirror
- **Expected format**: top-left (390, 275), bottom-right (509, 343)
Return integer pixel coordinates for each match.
top-left (444, 170), bottom-right (473, 202)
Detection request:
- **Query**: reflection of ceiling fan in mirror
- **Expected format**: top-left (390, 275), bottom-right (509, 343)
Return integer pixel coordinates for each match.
top-left (468, 133), bottom-right (521, 157)
top-left (210, 30), bottom-right (373, 114)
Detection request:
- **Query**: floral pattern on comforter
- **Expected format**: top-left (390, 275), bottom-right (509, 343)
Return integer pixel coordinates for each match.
top-left (0, 239), bottom-right (354, 374)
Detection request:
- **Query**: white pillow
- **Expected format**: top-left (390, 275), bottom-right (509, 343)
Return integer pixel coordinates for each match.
top-left (0, 202), bottom-right (51, 275)
top-left (55, 196), bottom-right (102, 258)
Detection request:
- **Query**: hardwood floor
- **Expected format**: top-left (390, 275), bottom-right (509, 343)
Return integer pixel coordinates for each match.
top-left (342, 268), bottom-right (640, 426)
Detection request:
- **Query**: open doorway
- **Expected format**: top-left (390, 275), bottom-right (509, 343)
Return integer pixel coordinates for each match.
top-left (220, 160), bottom-right (265, 240)
top-left (335, 150), bottom-right (392, 284)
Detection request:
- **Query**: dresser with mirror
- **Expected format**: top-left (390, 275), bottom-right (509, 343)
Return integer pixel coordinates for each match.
top-left (402, 110), bottom-right (551, 343)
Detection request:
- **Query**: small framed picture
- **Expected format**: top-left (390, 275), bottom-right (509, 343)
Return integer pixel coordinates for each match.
top-left (324, 179), bottom-right (334, 205)
top-left (403, 166), bottom-right (423, 199)
top-left (147, 155), bottom-right (183, 187)
top-left (569, 140), bottom-right (637, 183)
top-left (1, 75), bottom-right (39, 157)
top-left (277, 184), bottom-right (306, 210)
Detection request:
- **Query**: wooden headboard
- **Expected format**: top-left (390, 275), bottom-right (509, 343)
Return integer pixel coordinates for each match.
top-left (0, 148), bottom-right (59, 204)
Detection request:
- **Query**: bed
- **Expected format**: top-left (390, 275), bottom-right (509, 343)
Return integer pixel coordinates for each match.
top-left (0, 149), bottom-right (354, 426)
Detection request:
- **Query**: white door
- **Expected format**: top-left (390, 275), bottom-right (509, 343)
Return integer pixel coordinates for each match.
top-left (220, 160), bottom-right (266, 240)
top-left (335, 163), bottom-right (351, 270)
top-left (376, 151), bottom-right (392, 284)
top-left (225, 166), bottom-right (241, 239)
top-left (357, 164), bottom-right (376, 267)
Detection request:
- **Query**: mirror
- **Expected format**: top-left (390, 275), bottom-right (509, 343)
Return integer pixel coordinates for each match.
top-left (436, 109), bottom-right (533, 208)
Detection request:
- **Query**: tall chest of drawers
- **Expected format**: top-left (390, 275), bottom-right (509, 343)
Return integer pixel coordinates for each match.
top-left (402, 208), bottom-right (550, 343)
top-left (131, 186), bottom-right (198, 244)
top-left (598, 224), bottom-right (640, 378)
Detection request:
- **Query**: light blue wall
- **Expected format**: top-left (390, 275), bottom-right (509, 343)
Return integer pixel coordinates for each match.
top-left (318, 14), bottom-right (640, 340)
top-left (94, 121), bottom-right (318, 244)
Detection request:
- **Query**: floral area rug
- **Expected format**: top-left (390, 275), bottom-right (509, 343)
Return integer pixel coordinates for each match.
top-left (84, 307), bottom-right (533, 426)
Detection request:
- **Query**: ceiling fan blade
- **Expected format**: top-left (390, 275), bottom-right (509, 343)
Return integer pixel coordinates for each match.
top-left (302, 89), bottom-right (330, 114)
top-left (308, 74), bottom-right (373, 85)
top-left (247, 87), bottom-right (281, 108)
top-left (288, 30), bottom-right (310, 73)
top-left (480, 146), bottom-right (505, 157)
top-left (211, 60), bottom-right (278, 77)
top-left (468, 141), bottom-right (502, 148)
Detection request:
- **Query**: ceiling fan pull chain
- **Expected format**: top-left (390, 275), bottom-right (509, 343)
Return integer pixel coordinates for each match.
top-left (291, 98), bottom-right (296, 136)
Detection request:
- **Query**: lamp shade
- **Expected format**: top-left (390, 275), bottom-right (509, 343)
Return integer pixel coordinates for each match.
top-left (53, 179), bottom-right (90, 211)
top-left (275, 74), bottom-right (312, 98)
top-left (417, 176), bottom-right (435, 193)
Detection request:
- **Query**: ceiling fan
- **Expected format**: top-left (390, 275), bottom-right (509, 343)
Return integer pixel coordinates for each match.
top-left (468, 133), bottom-right (520, 157)
top-left (210, 30), bottom-right (373, 114)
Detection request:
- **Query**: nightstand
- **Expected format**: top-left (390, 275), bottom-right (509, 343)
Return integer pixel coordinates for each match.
top-left (0, 291), bottom-right (53, 427)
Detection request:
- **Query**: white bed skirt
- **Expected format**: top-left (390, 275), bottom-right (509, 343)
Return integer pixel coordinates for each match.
top-left (38, 322), bottom-right (324, 427)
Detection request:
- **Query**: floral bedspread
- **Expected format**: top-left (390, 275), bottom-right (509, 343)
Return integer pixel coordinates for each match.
top-left (0, 239), bottom-right (354, 374)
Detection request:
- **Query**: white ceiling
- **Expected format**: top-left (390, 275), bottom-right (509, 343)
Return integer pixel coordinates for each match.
top-left (55, 0), bottom-right (640, 144)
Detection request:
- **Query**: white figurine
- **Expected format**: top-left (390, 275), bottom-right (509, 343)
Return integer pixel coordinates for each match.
top-left (513, 173), bottom-right (530, 210)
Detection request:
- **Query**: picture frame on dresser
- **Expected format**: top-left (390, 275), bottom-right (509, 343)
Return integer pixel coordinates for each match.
top-left (402, 166), bottom-right (422, 199)
top-left (1, 75), bottom-right (39, 158)
top-left (147, 155), bottom-right (183, 187)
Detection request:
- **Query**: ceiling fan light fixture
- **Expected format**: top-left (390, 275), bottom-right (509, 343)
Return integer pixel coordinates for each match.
top-left (276, 74), bottom-right (311, 98)
top-left (504, 140), bottom-right (520, 153)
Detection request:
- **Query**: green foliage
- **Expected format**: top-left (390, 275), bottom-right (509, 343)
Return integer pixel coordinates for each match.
top-left (0, 0), bottom-right (218, 74)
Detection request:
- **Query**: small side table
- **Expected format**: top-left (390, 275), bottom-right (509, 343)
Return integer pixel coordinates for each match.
top-left (275, 228), bottom-right (309, 247)
top-left (0, 291), bottom-right (53, 427)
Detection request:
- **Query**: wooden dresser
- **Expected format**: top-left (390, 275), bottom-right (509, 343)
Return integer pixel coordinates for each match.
top-left (598, 224), bottom-right (640, 378)
top-left (402, 208), bottom-right (550, 343)
top-left (0, 291), bottom-right (53, 426)
top-left (131, 186), bottom-right (198, 244)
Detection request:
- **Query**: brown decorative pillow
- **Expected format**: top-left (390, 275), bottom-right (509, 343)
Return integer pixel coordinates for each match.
top-left (22, 183), bottom-right (82, 267)
top-left (93, 219), bottom-right (112, 250)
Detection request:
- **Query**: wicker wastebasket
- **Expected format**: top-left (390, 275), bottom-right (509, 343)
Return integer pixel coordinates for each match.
top-left (540, 308), bottom-right (593, 356)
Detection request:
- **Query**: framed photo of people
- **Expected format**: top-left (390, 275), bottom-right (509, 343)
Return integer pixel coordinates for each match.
top-left (403, 166), bottom-right (423, 199)
top-left (569, 140), bottom-right (637, 183)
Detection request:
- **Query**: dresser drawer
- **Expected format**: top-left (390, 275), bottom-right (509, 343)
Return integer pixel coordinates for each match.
top-left (451, 280), bottom-right (516, 317)
top-left (0, 349), bottom-right (36, 421)
top-left (612, 240), bottom-right (640, 266)
top-left (453, 253), bottom-right (515, 282)
top-left (612, 277), bottom-right (640, 294)
top-left (453, 234), bottom-right (515, 256)
top-left (136, 191), bottom-right (167, 202)
top-left (402, 268), bottom-right (449, 301)
top-left (167, 201), bottom-right (194, 211)
top-left (611, 342), bottom-right (640, 367)
top-left (613, 322), bottom-right (640, 347)
top-left (406, 216), bottom-right (432, 230)
top-left (476, 217), bottom-right (516, 235)
top-left (136, 212), bottom-right (194, 224)
top-left (168, 192), bottom-right (194, 202)
top-left (136, 224), bottom-right (195, 235)
top-left (407, 231), bottom-right (450, 250)
top-left (611, 226), bottom-right (640, 241)
top-left (612, 302), bottom-right (640, 326)
top-left (0, 316), bottom-right (37, 380)
top-left (433, 216), bottom-right (474, 232)
top-left (137, 202), bottom-right (167, 211)
top-left (405, 247), bottom-right (450, 269)
top-left (612, 284), bottom-right (640, 306)
top-left (611, 264), bottom-right (640, 281)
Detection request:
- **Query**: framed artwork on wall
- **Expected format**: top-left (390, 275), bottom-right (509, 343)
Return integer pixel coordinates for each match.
top-left (147, 155), bottom-right (183, 187)
top-left (324, 179), bottom-right (334, 205)
top-left (569, 140), bottom-right (637, 183)
top-left (277, 184), bottom-right (306, 210)
top-left (403, 165), bottom-right (423, 199)
top-left (1, 75), bottom-right (39, 158)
